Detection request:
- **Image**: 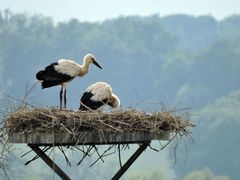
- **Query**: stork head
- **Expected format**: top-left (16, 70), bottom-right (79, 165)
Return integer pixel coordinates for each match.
top-left (108, 94), bottom-right (121, 108)
top-left (84, 53), bottom-right (102, 69)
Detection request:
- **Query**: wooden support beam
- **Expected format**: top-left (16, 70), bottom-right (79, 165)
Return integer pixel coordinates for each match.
top-left (112, 142), bottom-right (150, 180)
top-left (10, 131), bottom-right (170, 145)
top-left (28, 144), bottom-right (71, 180)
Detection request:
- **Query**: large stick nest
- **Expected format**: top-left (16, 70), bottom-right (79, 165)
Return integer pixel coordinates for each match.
top-left (5, 108), bottom-right (194, 135)
top-left (1, 107), bottom-right (195, 174)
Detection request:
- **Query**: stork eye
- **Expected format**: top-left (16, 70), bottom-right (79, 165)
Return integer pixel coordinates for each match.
top-left (91, 57), bottom-right (95, 61)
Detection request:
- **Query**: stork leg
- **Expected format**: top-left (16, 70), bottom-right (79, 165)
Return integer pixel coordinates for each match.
top-left (64, 88), bottom-right (67, 110)
top-left (60, 86), bottom-right (63, 111)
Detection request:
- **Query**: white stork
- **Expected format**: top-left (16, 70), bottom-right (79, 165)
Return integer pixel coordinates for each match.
top-left (79, 82), bottom-right (120, 112)
top-left (36, 53), bottom-right (102, 110)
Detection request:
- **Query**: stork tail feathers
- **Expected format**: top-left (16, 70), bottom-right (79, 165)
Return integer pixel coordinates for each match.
top-left (36, 70), bottom-right (45, 80)
top-left (41, 80), bottom-right (63, 89)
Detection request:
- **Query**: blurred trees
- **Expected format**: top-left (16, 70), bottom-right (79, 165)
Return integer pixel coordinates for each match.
top-left (183, 167), bottom-right (229, 180)
top-left (0, 11), bottom-right (240, 104)
top-left (180, 89), bottom-right (240, 179)
top-left (0, 52), bottom-right (4, 98)
top-left (0, 10), bottom-right (240, 179)
top-left (126, 166), bottom-right (175, 180)
top-left (126, 167), bottom-right (229, 180)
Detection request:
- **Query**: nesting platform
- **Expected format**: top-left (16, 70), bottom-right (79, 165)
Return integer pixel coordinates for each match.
top-left (5, 108), bottom-right (194, 180)
top-left (9, 130), bottom-right (170, 145)
top-left (9, 131), bottom-right (170, 180)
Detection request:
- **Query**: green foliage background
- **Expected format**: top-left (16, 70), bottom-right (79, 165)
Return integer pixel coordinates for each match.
top-left (0, 10), bottom-right (240, 179)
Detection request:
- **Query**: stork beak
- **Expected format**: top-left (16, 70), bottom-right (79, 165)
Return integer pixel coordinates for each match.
top-left (93, 60), bottom-right (102, 69)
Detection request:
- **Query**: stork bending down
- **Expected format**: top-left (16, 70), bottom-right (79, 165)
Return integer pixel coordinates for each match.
top-left (36, 53), bottom-right (102, 110)
top-left (79, 82), bottom-right (120, 112)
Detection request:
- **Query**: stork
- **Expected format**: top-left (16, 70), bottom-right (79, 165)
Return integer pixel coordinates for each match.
top-left (79, 82), bottom-right (120, 112)
top-left (36, 53), bottom-right (102, 110)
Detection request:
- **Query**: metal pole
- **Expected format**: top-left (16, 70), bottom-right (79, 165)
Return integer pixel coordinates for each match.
top-left (28, 144), bottom-right (71, 180)
top-left (112, 142), bottom-right (150, 180)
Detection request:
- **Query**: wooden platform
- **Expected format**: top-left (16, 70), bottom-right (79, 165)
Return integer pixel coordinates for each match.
top-left (9, 131), bottom-right (171, 180)
top-left (9, 130), bottom-right (171, 145)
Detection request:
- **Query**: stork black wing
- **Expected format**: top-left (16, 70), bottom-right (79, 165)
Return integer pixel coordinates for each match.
top-left (36, 62), bottom-right (73, 89)
top-left (79, 92), bottom-right (108, 111)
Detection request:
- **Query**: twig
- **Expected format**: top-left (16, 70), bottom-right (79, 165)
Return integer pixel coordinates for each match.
top-left (74, 146), bottom-right (91, 157)
top-left (76, 146), bottom-right (93, 166)
top-left (89, 145), bottom-right (114, 167)
top-left (6, 95), bottom-right (36, 108)
top-left (161, 133), bottom-right (177, 150)
top-left (21, 149), bottom-right (33, 157)
top-left (118, 145), bottom-right (122, 168)
top-left (58, 146), bottom-right (71, 167)
top-left (149, 144), bottom-right (159, 152)
top-left (93, 146), bottom-right (104, 163)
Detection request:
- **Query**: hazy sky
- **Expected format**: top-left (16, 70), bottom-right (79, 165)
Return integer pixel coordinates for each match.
top-left (0, 0), bottom-right (240, 22)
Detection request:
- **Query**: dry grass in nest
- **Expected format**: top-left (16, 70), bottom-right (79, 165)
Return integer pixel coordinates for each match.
top-left (5, 107), bottom-right (194, 136)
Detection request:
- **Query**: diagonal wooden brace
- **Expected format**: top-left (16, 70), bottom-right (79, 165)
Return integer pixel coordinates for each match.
top-left (28, 144), bottom-right (71, 180)
top-left (112, 142), bottom-right (150, 180)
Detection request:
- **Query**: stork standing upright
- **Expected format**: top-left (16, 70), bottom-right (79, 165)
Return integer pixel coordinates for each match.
top-left (36, 53), bottom-right (102, 110)
top-left (79, 82), bottom-right (120, 112)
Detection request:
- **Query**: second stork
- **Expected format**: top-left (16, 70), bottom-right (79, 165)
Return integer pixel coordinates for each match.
top-left (79, 82), bottom-right (120, 111)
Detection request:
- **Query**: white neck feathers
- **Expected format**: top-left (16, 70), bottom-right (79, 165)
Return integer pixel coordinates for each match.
top-left (78, 59), bottom-right (91, 76)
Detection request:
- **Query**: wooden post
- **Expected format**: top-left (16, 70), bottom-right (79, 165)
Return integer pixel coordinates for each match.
top-left (112, 142), bottom-right (150, 180)
top-left (28, 144), bottom-right (71, 180)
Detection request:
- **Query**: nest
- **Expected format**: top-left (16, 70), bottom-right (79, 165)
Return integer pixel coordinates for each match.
top-left (1, 107), bottom-right (195, 173)
top-left (5, 108), bottom-right (194, 135)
